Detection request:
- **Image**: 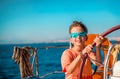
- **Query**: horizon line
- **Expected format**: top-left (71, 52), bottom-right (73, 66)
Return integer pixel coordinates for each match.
top-left (0, 38), bottom-right (119, 45)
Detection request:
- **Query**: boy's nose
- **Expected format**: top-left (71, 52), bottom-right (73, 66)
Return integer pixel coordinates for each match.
top-left (76, 35), bottom-right (81, 38)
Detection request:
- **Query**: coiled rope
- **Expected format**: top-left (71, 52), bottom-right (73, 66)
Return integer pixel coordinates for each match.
top-left (12, 46), bottom-right (38, 78)
top-left (12, 46), bottom-right (67, 79)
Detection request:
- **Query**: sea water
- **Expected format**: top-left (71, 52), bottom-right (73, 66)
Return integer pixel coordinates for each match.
top-left (0, 41), bottom-right (119, 79)
top-left (0, 42), bottom-right (68, 79)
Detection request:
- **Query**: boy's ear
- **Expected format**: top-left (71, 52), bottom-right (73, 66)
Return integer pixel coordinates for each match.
top-left (85, 36), bottom-right (88, 41)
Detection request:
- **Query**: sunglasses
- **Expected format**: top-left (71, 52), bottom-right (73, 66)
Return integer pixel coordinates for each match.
top-left (70, 32), bottom-right (87, 38)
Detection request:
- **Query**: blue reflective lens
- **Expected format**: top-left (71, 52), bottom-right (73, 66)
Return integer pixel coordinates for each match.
top-left (70, 32), bottom-right (87, 38)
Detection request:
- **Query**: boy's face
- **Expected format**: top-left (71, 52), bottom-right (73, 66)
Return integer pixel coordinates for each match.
top-left (70, 26), bottom-right (87, 46)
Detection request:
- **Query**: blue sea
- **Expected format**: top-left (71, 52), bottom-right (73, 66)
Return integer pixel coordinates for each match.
top-left (0, 41), bottom-right (119, 79)
top-left (0, 42), bottom-right (68, 79)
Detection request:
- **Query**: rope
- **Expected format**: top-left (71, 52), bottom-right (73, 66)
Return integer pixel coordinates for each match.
top-left (12, 45), bottom-right (68, 78)
top-left (39, 70), bottom-right (63, 78)
top-left (12, 46), bottom-right (36, 78)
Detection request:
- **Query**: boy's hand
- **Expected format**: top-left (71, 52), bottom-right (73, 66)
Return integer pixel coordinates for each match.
top-left (94, 35), bottom-right (104, 46)
top-left (82, 44), bottom-right (93, 55)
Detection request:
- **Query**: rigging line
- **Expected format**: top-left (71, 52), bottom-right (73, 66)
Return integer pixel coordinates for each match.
top-left (89, 57), bottom-right (104, 66)
top-left (39, 70), bottom-right (63, 78)
top-left (37, 46), bottom-right (69, 50)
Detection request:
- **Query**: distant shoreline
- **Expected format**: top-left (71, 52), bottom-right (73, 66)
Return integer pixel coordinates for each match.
top-left (0, 41), bottom-right (69, 45)
top-left (0, 40), bottom-right (119, 45)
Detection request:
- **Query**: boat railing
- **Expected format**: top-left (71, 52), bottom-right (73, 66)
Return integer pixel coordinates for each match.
top-left (12, 43), bottom-right (120, 79)
top-left (104, 43), bottom-right (120, 79)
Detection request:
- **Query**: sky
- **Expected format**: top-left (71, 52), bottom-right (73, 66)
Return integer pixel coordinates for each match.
top-left (0, 0), bottom-right (120, 44)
